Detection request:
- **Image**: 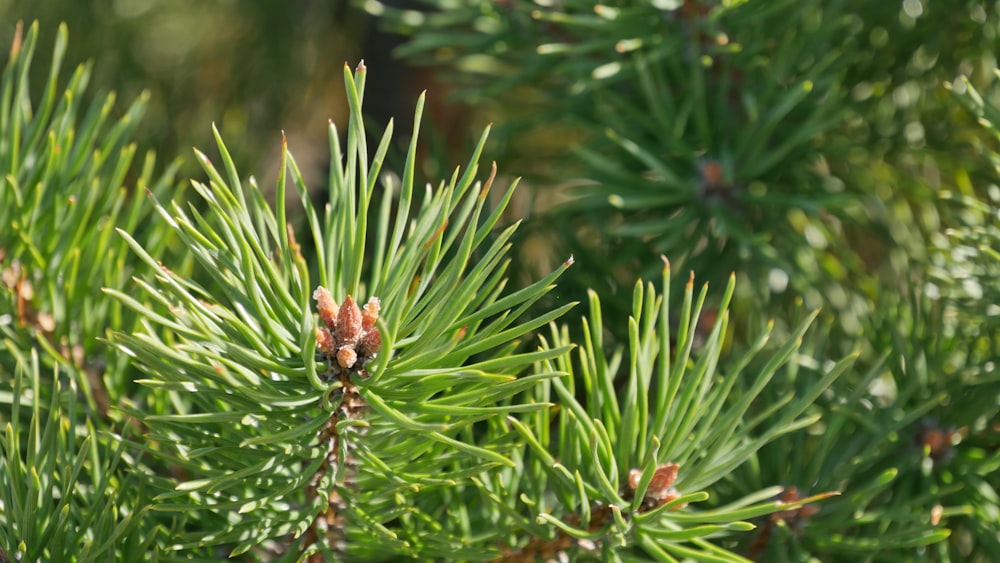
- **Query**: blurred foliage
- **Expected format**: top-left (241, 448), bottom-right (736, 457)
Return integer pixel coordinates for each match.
top-left (0, 0), bottom-right (370, 182)
top-left (366, 0), bottom-right (1000, 341)
top-left (0, 22), bottom-right (183, 560)
top-left (363, 0), bottom-right (1000, 560)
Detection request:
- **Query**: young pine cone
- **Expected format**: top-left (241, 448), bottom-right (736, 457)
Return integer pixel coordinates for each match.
top-left (313, 287), bottom-right (382, 370)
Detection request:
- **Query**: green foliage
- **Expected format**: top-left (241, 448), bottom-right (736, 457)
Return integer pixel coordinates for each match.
top-left (364, 0), bottom-right (1000, 561)
top-left (99, 56), bottom-right (848, 559)
top-left (106, 61), bottom-right (582, 559)
top-left (365, 0), bottom-right (999, 336)
top-left (481, 265), bottom-right (851, 560)
top-left (0, 351), bottom-right (154, 562)
top-left (720, 46), bottom-right (1000, 563)
top-left (3, 11), bottom-right (1000, 563)
top-left (369, 0), bottom-right (865, 299)
top-left (0, 22), bottom-right (179, 561)
top-left (0, 22), bottom-right (180, 400)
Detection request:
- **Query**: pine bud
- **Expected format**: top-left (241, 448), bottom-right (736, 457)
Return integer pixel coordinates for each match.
top-left (357, 327), bottom-right (382, 358)
top-left (336, 295), bottom-right (362, 346)
top-left (627, 468), bottom-right (643, 492)
top-left (361, 297), bottom-right (381, 330)
top-left (628, 463), bottom-right (684, 511)
top-left (337, 347), bottom-right (357, 369)
top-left (315, 326), bottom-right (337, 356)
top-left (313, 286), bottom-right (339, 330)
top-left (648, 463), bottom-right (679, 496)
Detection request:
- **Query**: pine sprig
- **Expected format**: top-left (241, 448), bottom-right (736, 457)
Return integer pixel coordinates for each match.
top-left (366, 0), bottom-right (861, 303)
top-left (0, 21), bottom-right (181, 411)
top-left (0, 22), bottom-right (182, 561)
top-left (107, 61), bottom-right (576, 559)
top-left (477, 259), bottom-right (852, 561)
top-left (0, 350), bottom-right (154, 562)
top-left (4, 16), bottom-right (996, 562)
top-left (714, 74), bottom-right (1000, 561)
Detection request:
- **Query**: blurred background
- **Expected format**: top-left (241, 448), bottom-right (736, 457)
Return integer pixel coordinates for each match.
top-left (4, 1), bottom-right (999, 379)
top-left (4, 0), bottom-right (999, 397)
top-left (0, 0), bottom-right (442, 189)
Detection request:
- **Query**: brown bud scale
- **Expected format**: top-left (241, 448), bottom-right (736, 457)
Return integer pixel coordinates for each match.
top-left (315, 326), bottom-right (337, 356)
top-left (361, 297), bottom-right (380, 330)
top-left (357, 329), bottom-right (382, 358)
top-left (337, 347), bottom-right (358, 369)
top-left (648, 463), bottom-right (679, 496)
top-left (336, 295), bottom-right (362, 346)
top-left (313, 287), bottom-right (339, 330)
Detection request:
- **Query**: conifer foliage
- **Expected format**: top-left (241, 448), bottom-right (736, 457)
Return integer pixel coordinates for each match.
top-left (364, 1), bottom-right (1000, 560)
top-left (2, 9), bottom-right (999, 562)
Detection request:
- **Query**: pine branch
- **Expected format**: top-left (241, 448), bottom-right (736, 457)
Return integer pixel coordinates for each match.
top-left (4, 16), bottom-right (998, 562)
top-left (479, 259), bottom-right (851, 560)
top-left (107, 61), bottom-right (576, 559)
top-left (1, 22), bottom-right (181, 561)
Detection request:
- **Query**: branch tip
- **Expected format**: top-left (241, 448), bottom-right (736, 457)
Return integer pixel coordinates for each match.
top-left (481, 161), bottom-right (499, 199)
top-left (9, 20), bottom-right (22, 59)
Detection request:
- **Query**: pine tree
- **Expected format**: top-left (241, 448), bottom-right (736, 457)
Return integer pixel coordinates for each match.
top-left (1, 5), bottom-right (999, 561)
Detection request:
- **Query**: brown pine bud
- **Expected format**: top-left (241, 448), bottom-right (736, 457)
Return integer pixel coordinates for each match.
top-left (917, 423), bottom-right (957, 461)
top-left (648, 463), bottom-right (679, 497)
top-left (313, 286), bottom-right (339, 330)
top-left (627, 469), bottom-right (642, 493)
top-left (361, 297), bottom-right (381, 330)
top-left (357, 327), bottom-right (382, 358)
top-left (336, 295), bottom-right (362, 346)
top-left (315, 326), bottom-right (337, 356)
top-left (930, 504), bottom-right (943, 526)
top-left (337, 347), bottom-right (358, 369)
top-left (662, 487), bottom-right (686, 510)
